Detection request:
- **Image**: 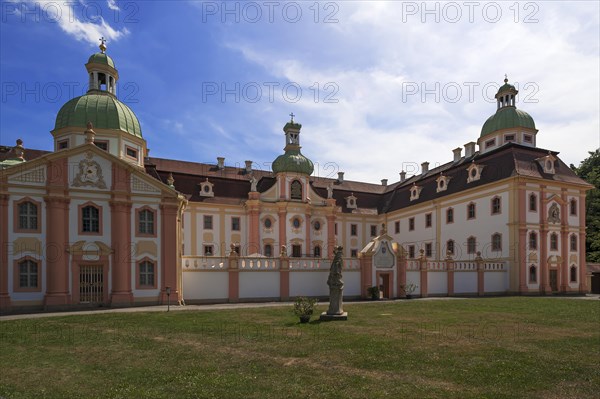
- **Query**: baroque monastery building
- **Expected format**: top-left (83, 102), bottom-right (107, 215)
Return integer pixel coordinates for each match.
top-left (0, 45), bottom-right (593, 311)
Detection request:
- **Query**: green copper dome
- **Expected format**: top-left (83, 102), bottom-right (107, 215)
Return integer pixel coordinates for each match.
top-left (272, 149), bottom-right (314, 175)
top-left (480, 107), bottom-right (536, 137)
top-left (87, 52), bottom-right (115, 68)
top-left (54, 93), bottom-right (142, 137)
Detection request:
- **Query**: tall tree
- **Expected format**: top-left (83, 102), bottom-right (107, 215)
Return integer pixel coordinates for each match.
top-left (571, 149), bottom-right (600, 262)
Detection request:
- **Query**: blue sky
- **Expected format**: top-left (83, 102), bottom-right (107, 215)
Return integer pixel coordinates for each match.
top-left (1, 1), bottom-right (599, 183)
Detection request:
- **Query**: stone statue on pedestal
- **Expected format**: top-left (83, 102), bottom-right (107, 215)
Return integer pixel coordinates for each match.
top-left (320, 245), bottom-right (348, 321)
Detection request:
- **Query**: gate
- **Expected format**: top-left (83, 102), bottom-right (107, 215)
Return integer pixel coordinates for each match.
top-left (80, 265), bottom-right (104, 304)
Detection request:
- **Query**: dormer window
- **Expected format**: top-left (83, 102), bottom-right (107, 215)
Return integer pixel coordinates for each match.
top-left (436, 174), bottom-right (451, 193)
top-left (409, 184), bottom-right (422, 201)
top-left (466, 162), bottom-right (484, 183)
top-left (345, 193), bottom-right (357, 209)
top-left (199, 178), bottom-right (214, 197)
top-left (538, 153), bottom-right (556, 175)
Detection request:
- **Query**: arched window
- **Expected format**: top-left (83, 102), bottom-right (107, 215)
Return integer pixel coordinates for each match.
top-left (446, 208), bottom-right (454, 224)
top-left (467, 203), bottom-right (476, 220)
top-left (529, 265), bottom-right (537, 283)
top-left (570, 266), bottom-right (577, 283)
top-left (491, 233), bottom-right (502, 251)
top-left (467, 236), bottom-right (476, 254)
top-left (18, 201), bottom-right (38, 230)
top-left (550, 233), bottom-right (558, 251)
top-left (446, 240), bottom-right (455, 256)
top-left (570, 235), bottom-right (577, 251)
top-left (82, 205), bottom-right (100, 233)
top-left (529, 193), bottom-right (537, 212)
top-left (569, 199), bottom-right (577, 216)
top-left (314, 246), bottom-right (321, 258)
top-left (290, 180), bottom-right (302, 200)
top-left (491, 197), bottom-right (501, 215)
top-left (529, 232), bottom-right (537, 250)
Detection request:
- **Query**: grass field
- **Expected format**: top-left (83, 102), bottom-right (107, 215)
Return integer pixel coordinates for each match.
top-left (0, 297), bottom-right (598, 399)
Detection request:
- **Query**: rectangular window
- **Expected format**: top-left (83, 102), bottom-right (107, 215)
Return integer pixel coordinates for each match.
top-left (425, 213), bottom-right (432, 228)
top-left (408, 245), bottom-right (415, 259)
top-left (264, 244), bottom-right (273, 257)
top-left (57, 139), bottom-right (69, 150)
top-left (18, 260), bottom-right (38, 288)
top-left (491, 197), bottom-right (501, 215)
top-left (94, 141), bottom-right (109, 151)
top-left (409, 217), bottom-right (415, 231)
top-left (18, 201), bottom-right (38, 230)
top-left (82, 206), bottom-right (100, 233)
top-left (523, 134), bottom-right (533, 143)
top-left (231, 217), bottom-right (240, 231)
top-left (126, 147), bottom-right (138, 159)
top-left (350, 249), bottom-right (358, 258)
top-left (550, 234), bottom-right (558, 251)
top-left (139, 261), bottom-right (155, 287)
top-left (350, 224), bottom-right (357, 236)
top-left (292, 245), bottom-right (302, 258)
top-left (370, 225), bottom-right (377, 237)
top-left (394, 221), bottom-right (400, 234)
top-left (504, 134), bottom-right (515, 143)
top-left (138, 209), bottom-right (154, 235)
top-left (203, 215), bottom-right (213, 230)
top-left (204, 245), bottom-right (214, 256)
top-left (425, 243), bottom-right (432, 257)
top-left (485, 139), bottom-right (495, 148)
top-left (334, 223), bottom-right (338, 235)
top-left (467, 237), bottom-right (477, 254)
top-left (447, 240), bottom-right (455, 255)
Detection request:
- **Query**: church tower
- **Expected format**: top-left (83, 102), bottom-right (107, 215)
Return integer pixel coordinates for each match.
top-left (51, 38), bottom-right (147, 167)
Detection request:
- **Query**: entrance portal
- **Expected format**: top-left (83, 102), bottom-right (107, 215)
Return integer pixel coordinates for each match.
top-left (79, 265), bottom-right (104, 304)
top-left (549, 269), bottom-right (558, 293)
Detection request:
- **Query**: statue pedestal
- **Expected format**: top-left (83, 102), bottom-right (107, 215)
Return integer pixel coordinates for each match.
top-left (319, 311), bottom-right (348, 321)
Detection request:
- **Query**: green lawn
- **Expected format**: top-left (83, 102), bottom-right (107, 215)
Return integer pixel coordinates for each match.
top-left (1, 298), bottom-right (598, 399)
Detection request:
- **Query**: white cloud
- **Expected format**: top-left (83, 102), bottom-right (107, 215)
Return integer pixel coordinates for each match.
top-left (213, 1), bottom-right (599, 183)
top-left (107, 0), bottom-right (119, 11)
top-left (21, 0), bottom-right (128, 46)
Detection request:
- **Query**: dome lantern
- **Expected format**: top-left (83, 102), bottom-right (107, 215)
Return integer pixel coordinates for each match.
top-left (272, 114), bottom-right (314, 176)
top-left (85, 37), bottom-right (119, 95)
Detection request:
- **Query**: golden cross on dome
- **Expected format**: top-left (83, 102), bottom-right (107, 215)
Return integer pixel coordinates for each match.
top-left (99, 37), bottom-right (107, 53)
top-left (289, 112), bottom-right (295, 123)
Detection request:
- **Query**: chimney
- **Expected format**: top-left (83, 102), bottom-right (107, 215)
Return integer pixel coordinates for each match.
top-left (337, 172), bottom-right (344, 183)
top-left (245, 160), bottom-right (252, 173)
top-left (400, 171), bottom-right (406, 182)
top-left (381, 179), bottom-right (388, 186)
top-left (464, 142), bottom-right (476, 158)
top-left (217, 157), bottom-right (225, 169)
top-left (421, 162), bottom-right (429, 174)
top-left (453, 147), bottom-right (462, 162)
